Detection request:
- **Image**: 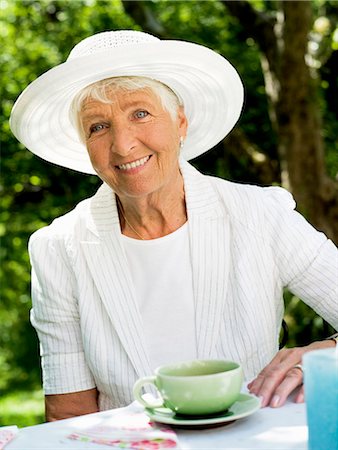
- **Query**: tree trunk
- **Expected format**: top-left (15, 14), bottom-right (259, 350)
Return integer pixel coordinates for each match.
top-left (277, 1), bottom-right (338, 242)
top-left (222, 0), bottom-right (338, 243)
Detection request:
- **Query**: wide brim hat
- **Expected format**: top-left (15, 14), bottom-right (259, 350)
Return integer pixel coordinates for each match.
top-left (10, 30), bottom-right (244, 175)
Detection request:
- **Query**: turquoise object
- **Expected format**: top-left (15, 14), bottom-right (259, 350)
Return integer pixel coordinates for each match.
top-left (303, 348), bottom-right (338, 450)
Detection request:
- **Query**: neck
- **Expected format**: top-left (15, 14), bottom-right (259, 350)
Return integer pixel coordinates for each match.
top-left (116, 172), bottom-right (187, 240)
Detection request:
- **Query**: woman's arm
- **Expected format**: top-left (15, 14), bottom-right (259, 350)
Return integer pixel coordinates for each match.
top-left (45, 388), bottom-right (99, 421)
top-left (249, 188), bottom-right (338, 407)
top-left (29, 231), bottom-right (98, 412)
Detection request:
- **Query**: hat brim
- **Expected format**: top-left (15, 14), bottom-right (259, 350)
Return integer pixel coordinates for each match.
top-left (10, 40), bottom-right (244, 174)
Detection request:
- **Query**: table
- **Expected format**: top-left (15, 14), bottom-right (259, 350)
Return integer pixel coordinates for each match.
top-left (5, 399), bottom-right (308, 450)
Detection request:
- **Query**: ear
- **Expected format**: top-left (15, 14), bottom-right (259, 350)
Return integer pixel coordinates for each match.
top-left (177, 106), bottom-right (188, 138)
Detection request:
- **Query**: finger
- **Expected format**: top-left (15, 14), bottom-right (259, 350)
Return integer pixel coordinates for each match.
top-left (247, 379), bottom-right (254, 389)
top-left (248, 351), bottom-right (289, 403)
top-left (294, 385), bottom-right (305, 403)
top-left (252, 365), bottom-right (288, 407)
top-left (247, 373), bottom-right (266, 395)
top-left (269, 367), bottom-right (303, 408)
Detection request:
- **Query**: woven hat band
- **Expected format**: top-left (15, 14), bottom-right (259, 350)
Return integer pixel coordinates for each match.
top-left (68, 30), bottom-right (160, 61)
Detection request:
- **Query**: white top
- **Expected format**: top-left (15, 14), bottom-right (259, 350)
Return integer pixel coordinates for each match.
top-left (122, 222), bottom-right (197, 370)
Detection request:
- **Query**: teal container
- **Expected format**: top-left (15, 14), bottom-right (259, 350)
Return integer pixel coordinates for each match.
top-left (303, 348), bottom-right (338, 450)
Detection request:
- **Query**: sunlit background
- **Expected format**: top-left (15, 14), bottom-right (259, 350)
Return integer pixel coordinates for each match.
top-left (1, 0), bottom-right (337, 427)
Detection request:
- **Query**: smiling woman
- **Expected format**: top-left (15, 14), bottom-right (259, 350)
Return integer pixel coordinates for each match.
top-left (9, 29), bottom-right (338, 422)
top-left (78, 85), bottom-right (188, 238)
top-left (84, 83), bottom-right (187, 239)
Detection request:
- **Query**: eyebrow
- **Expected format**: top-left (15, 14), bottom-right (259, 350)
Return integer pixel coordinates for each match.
top-left (81, 113), bottom-right (107, 123)
top-left (120, 98), bottom-right (154, 109)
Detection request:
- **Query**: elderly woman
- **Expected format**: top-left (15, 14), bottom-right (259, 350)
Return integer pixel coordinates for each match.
top-left (10, 30), bottom-right (337, 421)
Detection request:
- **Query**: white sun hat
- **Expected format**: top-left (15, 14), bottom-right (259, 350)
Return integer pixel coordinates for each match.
top-left (10, 30), bottom-right (244, 175)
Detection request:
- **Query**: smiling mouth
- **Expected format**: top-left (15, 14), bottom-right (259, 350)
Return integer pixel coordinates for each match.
top-left (117, 155), bottom-right (151, 171)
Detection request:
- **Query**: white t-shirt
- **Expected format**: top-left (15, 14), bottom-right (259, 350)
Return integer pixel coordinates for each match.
top-left (122, 222), bottom-right (197, 370)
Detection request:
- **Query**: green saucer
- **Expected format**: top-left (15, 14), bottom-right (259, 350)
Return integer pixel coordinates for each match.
top-left (145, 393), bottom-right (261, 428)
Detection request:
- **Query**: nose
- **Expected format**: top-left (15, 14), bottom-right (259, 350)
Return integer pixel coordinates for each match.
top-left (110, 121), bottom-right (138, 157)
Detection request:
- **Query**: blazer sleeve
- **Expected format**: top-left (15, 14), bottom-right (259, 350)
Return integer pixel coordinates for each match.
top-left (29, 228), bottom-right (96, 394)
top-left (263, 187), bottom-right (338, 329)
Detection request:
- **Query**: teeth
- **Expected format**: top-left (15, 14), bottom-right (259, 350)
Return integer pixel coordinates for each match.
top-left (118, 156), bottom-right (150, 170)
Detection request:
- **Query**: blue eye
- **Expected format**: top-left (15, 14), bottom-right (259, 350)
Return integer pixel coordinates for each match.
top-left (90, 123), bottom-right (106, 134)
top-left (134, 110), bottom-right (149, 119)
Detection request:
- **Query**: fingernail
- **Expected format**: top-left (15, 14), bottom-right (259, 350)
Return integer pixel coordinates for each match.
top-left (296, 392), bottom-right (304, 403)
top-left (258, 395), bottom-right (266, 408)
top-left (271, 395), bottom-right (280, 408)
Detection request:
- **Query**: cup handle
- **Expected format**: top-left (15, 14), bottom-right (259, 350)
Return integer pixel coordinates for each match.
top-left (133, 376), bottom-right (164, 409)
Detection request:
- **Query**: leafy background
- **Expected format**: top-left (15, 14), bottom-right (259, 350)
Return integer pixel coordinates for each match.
top-left (0, 0), bottom-right (337, 426)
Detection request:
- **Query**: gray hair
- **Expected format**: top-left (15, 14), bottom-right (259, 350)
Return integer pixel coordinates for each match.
top-left (69, 76), bottom-right (183, 141)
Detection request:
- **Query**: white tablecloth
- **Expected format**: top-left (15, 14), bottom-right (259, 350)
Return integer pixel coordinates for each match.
top-left (5, 399), bottom-right (307, 450)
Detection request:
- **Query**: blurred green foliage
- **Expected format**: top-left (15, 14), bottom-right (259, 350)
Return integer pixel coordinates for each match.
top-left (0, 389), bottom-right (44, 427)
top-left (0, 0), bottom-right (336, 401)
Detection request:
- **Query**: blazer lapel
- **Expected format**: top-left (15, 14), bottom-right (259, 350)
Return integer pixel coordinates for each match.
top-left (81, 184), bottom-right (152, 378)
top-left (180, 160), bottom-right (231, 359)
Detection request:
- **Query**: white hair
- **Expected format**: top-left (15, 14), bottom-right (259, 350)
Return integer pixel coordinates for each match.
top-left (69, 76), bottom-right (183, 141)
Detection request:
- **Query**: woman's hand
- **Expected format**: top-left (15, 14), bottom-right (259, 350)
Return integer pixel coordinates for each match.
top-left (247, 340), bottom-right (336, 408)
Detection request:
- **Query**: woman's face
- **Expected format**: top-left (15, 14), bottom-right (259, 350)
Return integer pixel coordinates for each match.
top-left (80, 88), bottom-right (187, 200)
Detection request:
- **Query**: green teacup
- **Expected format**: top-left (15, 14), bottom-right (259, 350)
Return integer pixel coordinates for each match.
top-left (133, 359), bottom-right (243, 416)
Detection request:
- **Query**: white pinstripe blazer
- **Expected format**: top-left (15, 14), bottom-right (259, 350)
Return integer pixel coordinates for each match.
top-left (29, 160), bottom-right (338, 411)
